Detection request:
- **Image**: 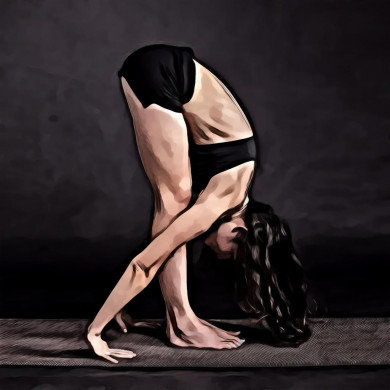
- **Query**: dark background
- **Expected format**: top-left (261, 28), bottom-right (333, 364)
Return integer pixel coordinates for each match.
top-left (1, 0), bottom-right (389, 319)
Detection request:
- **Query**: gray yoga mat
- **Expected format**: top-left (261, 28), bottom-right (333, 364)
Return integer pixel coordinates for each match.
top-left (1, 318), bottom-right (389, 368)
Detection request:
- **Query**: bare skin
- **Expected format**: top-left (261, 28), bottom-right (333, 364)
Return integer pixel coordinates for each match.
top-left (87, 162), bottom-right (254, 362)
top-left (183, 59), bottom-right (253, 144)
top-left (86, 57), bottom-right (256, 362)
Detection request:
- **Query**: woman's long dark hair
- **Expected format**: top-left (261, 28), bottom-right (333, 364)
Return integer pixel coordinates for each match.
top-left (234, 199), bottom-right (311, 346)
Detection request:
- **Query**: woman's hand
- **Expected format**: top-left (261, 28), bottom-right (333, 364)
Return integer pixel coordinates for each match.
top-left (86, 330), bottom-right (136, 364)
top-left (114, 309), bottom-right (163, 333)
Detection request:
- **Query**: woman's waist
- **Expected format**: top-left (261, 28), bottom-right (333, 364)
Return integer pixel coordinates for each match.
top-left (189, 135), bottom-right (257, 192)
top-left (189, 135), bottom-right (257, 161)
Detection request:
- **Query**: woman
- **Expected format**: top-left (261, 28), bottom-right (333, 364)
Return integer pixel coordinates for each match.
top-left (86, 44), bottom-right (311, 363)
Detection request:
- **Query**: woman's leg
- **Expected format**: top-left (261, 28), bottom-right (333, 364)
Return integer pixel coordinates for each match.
top-left (120, 77), bottom-right (242, 348)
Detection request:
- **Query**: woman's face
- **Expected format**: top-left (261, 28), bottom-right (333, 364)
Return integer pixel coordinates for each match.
top-left (204, 217), bottom-right (247, 259)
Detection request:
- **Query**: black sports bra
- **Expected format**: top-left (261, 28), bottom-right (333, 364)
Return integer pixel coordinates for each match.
top-left (189, 135), bottom-right (257, 197)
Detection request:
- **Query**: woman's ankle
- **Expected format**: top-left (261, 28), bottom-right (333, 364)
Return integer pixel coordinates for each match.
top-left (166, 306), bottom-right (198, 328)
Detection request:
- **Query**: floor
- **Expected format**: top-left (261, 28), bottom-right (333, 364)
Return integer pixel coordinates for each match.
top-left (1, 366), bottom-right (390, 390)
top-left (1, 317), bottom-right (389, 389)
top-left (1, 318), bottom-right (389, 367)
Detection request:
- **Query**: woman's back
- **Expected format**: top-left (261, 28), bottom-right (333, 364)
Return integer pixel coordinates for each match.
top-left (183, 57), bottom-right (254, 145)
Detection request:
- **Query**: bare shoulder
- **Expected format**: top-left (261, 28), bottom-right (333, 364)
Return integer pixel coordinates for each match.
top-left (196, 161), bottom-right (255, 209)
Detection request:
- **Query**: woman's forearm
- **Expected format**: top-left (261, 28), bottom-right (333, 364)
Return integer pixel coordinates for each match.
top-left (88, 220), bottom-right (182, 335)
top-left (88, 256), bottom-right (154, 335)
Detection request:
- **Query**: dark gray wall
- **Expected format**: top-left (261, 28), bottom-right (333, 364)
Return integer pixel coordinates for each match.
top-left (1, 0), bottom-right (389, 318)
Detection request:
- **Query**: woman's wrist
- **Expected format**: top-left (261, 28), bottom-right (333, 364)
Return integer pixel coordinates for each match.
top-left (87, 323), bottom-right (102, 337)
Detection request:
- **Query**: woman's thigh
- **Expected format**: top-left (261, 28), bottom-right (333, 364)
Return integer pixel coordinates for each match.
top-left (120, 76), bottom-right (192, 213)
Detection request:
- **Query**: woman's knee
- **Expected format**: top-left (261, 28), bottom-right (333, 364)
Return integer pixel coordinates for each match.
top-left (152, 188), bottom-right (192, 237)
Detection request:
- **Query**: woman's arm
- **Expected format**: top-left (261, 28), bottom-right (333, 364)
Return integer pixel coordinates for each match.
top-left (88, 171), bottom-right (248, 337)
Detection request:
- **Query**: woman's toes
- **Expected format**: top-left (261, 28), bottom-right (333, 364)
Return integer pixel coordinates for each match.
top-left (219, 341), bottom-right (231, 349)
top-left (222, 335), bottom-right (240, 343)
top-left (225, 330), bottom-right (241, 336)
top-left (231, 339), bottom-right (240, 347)
top-left (225, 337), bottom-right (239, 344)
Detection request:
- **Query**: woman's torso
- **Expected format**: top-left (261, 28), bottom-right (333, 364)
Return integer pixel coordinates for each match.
top-left (183, 59), bottom-right (254, 145)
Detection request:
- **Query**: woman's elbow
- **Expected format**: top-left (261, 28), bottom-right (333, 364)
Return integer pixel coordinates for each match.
top-left (127, 258), bottom-right (157, 293)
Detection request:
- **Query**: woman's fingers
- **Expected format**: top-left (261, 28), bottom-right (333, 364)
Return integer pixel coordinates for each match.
top-left (102, 354), bottom-right (118, 364)
top-left (101, 349), bottom-right (136, 363)
top-left (110, 348), bottom-right (137, 358)
top-left (121, 311), bottom-right (135, 325)
top-left (115, 312), bottom-right (128, 333)
top-left (133, 320), bottom-right (162, 329)
top-left (121, 310), bottom-right (162, 329)
top-left (115, 310), bottom-right (161, 331)
top-left (88, 331), bottom-right (136, 364)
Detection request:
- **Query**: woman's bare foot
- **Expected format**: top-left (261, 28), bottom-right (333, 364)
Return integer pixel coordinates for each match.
top-left (115, 310), bottom-right (244, 350)
top-left (166, 316), bottom-right (245, 349)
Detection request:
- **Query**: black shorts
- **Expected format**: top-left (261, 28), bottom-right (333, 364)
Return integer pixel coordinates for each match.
top-left (117, 44), bottom-right (196, 113)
